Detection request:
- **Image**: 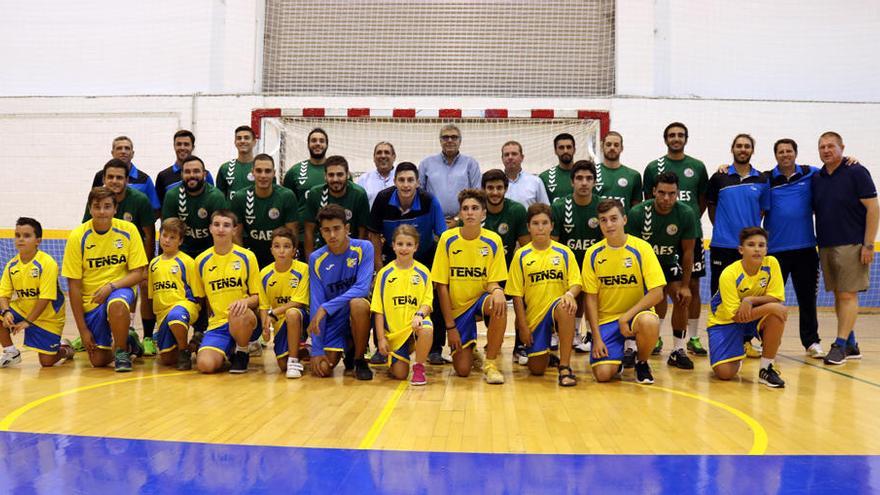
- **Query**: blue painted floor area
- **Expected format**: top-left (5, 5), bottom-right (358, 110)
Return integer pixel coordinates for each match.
top-left (0, 431), bottom-right (877, 494)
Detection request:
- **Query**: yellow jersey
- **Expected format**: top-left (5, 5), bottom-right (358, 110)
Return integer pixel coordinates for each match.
top-left (708, 256), bottom-right (785, 327)
top-left (371, 260), bottom-right (433, 346)
top-left (147, 252), bottom-right (201, 326)
top-left (192, 245), bottom-right (261, 330)
top-left (0, 250), bottom-right (65, 334)
top-left (431, 228), bottom-right (507, 317)
top-left (258, 260), bottom-right (310, 312)
top-left (506, 241), bottom-right (581, 329)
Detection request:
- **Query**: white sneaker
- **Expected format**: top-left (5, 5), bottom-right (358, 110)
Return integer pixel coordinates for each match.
top-left (0, 349), bottom-right (22, 368)
top-left (550, 333), bottom-right (559, 350)
top-left (248, 340), bottom-right (263, 357)
top-left (807, 342), bottom-right (825, 359)
top-left (286, 358), bottom-right (304, 378)
top-left (573, 331), bottom-right (591, 353)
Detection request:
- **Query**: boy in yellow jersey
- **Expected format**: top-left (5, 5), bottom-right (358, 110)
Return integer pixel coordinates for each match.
top-left (707, 227), bottom-right (787, 388)
top-left (432, 189), bottom-right (508, 384)
top-left (147, 218), bottom-right (201, 370)
top-left (259, 227), bottom-right (310, 379)
top-left (506, 203), bottom-right (582, 386)
top-left (0, 217), bottom-right (72, 367)
top-left (193, 210), bottom-right (261, 374)
top-left (63, 187), bottom-right (148, 372)
top-left (371, 225), bottom-right (434, 385)
top-left (583, 199), bottom-right (666, 384)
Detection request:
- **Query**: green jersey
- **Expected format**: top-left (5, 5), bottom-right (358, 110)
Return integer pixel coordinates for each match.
top-left (596, 163), bottom-right (643, 207)
top-left (483, 199), bottom-right (528, 266)
top-left (230, 185), bottom-right (299, 267)
top-left (625, 200), bottom-right (697, 268)
top-left (83, 187), bottom-right (154, 240)
top-left (216, 159), bottom-right (254, 199)
top-left (642, 154), bottom-right (708, 237)
top-left (282, 159), bottom-right (326, 215)
top-left (160, 183), bottom-right (229, 257)
top-left (302, 184), bottom-right (370, 249)
top-left (539, 165), bottom-right (574, 203)
top-left (551, 194), bottom-right (602, 265)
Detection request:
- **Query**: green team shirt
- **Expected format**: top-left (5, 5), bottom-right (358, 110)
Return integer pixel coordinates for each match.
top-left (282, 159), bottom-right (326, 215)
top-left (83, 187), bottom-right (154, 240)
top-left (302, 184), bottom-right (370, 249)
top-left (642, 154), bottom-right (709, 237)
top-left (625, 199), bottom-right (697, 268)
top-left (551, 194), bottom-right (602, 265)
top-left (230, 184), bottom-right (299, 267)
top-left (216, 159), bottom-right (254, 199)
top-left (539, 165), bottom-right (574, 203)
top-left (596, 163), bottom-right (643, 207)
top-left (482, 198), bottom-right (528, 267)
top-left (160, 183), bottom-right (229, 257)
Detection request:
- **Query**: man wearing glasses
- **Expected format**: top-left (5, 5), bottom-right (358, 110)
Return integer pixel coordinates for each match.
top-left (418, 124), bottom-right (482, 229)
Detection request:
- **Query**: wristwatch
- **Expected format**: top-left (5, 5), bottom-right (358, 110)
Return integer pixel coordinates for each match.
top-left (267, 308), bottom-right (275, 319)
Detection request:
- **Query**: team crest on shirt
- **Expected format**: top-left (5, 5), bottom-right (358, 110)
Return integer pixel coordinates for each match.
top-left (667, 224), bottom-right (679, 235)
top-left (623, 257), bottom-right (633, 268)
top-left (268, 208), bottom-right (280, 220)
top-left (684, 168), bottom-right (694, 178)
top-left (198, 208), bottom-right (208, 219)
top-left (480, 247), bottom-right (489, 257)
top-left (551, 256), bottom-right (560, 266)
top-left (232, 261), bottom-right (241, 271)
top-left (618, 177), bottom-right (628, 187)
top-left (170, 265), bottom-right (179, 274)
top-left (588, 217), bottom-right (599, 228)
top-left (247, 172), bottom-right (255, 181)
top-left (345, 209), bottom-right (353, 221)
top-left (411, 274), bottom-right (422, 285)
top-left (114, 239), bottom-right (124, 249)
top-left (123, 212), bottom-right (133, 222)
top-left (347, 257), bottom-right (357, 268)
top-left (497, 223), bottom-right (509, 235)
top-left (760, 278), bottom-right (768, 288)
top-left (290, 278), bottom-right (299, 288)
top-left (30, 267), bottom-right (39, 278)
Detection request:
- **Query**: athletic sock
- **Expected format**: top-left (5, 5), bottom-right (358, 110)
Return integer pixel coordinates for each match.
top-left (687, 319), bottom-right (699, 340)
top-left (142, 318), bottom-right (156, 339)
top-left (672, 330), bottom-right (686, 351)
top-left (235, 345), bottom-right (249, 354)
top-left (624, 339), bottom-right (637, 352)
top-left (3, 345), bottom-right (18, 354)
top-left (574, 317), bottom-right (582, 333)
top-left (658, 317), bottom-right (666, 335)
top-left (847, 331), bottom-right (857, 346)
top-left (760, 357), bottom-right (773, 370)
top-left (835, 337), bottom-right (847, 348)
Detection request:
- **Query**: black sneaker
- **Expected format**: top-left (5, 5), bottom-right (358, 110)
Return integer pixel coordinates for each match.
top-left (622, 348), bottom-right (636, 369)
top-left (846, 343), bottom-right (862, 360)
top-left (229, 350), bottom-right (249, 373)
top-left (177, 349), bottom-right (193, 371)
top-left (758, 364), bottom-right (785, 388)
top-left (355, 358), bottom-right (374, 381)
top-left (189, 330), bottom-right (204, 351)
top-left (635, 361), bottom-right (654, 384)
top-left (512, 346), bottom-right (528, 366)
top-left (370, 351), bottom-right (387, 365)
top-left (823, 343), bottom-right (847, 365)
top-left (667, 348), bottom-right (694, 370)
top-left (548, 353), bottom-right (560, 368)
top-left (428, 351), bottom-right (446, 365)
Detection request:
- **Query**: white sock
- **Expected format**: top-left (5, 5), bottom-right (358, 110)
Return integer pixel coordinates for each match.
top-left (673, 335), bottom-right (685, 351)
top-left (3, 345), bottom-right (18, 353)
top-left (760, 357), bottom-right (773, 370)
top-left (574, 317), bottom-right (582, 334)
top-left (687, 319), bottom-right (699, 340)
top-left (625, 339), bottom-right (637, 352)
top-left (658, 318), bottom-right (666, 335)
top-left (235, 345), bottom-right (248, 353)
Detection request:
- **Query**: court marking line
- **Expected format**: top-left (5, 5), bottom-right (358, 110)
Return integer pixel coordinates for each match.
top-left (626, 382), bottom-right (768, 455)
top-left (0, 372), bottom-right (190, 431)
top-left (358, 380), bottom-right (408, 449)
top-left (778, 354), bottom-right (880, 389)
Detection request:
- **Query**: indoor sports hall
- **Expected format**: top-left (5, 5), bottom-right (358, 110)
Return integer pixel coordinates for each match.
top-left (1, 2), bottom-right (879, 493)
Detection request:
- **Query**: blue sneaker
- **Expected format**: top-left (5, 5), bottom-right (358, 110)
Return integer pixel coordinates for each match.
top-left (115, 349), bottom-right (132, 372)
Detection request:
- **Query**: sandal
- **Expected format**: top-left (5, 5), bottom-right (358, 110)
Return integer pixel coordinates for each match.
top-left (558, 365), bottom-right (577, 387)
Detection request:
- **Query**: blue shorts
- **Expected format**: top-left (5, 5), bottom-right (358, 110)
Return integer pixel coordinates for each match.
top-left (10, 308), bottom-right (62, 355)
top-left (155, 305), bottom-right (198, 354)
top-left (390, 338), bottom-right (413, 365)
top-left (525, 299), bottom-right (560, 357)
top-left (273, 308), bottom-right (310, 359)
top-left (708, 318), bottom-right (765, 368)
top-left (589, 311), bottom-right (655, 367)
top-left (200, 323), bottom-right (236, 358)
top-left (319, 307), bottom-right (354, 355)
top-left (83, 288), bottom-right (136, 350)
top-left (453, 293), bottom-right (490, 354)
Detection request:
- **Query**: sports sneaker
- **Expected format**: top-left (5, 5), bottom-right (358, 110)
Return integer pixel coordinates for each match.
top-left (824, 343), bottom-right (847, 365)
top-left (411, 362), bottom-right (427, 386)
top-left (114, 349), bottom-right (132, 372)
top-left (622, 348), bottom-right (635, 369)
top-left (428, 351), bottom-right (446, 365)
top-left (667, 348), bottom-right (694, 370)
top-left (189, 330), bottom-right (204, 351)
top-left (229, 350), bottom-right (249, 373)
top-left (548, 353), bottom-right (560, 368)
top-left (0, 349), bottom-right (22, 368)
top-left (652, 337), bottom-right (663, 356)
top-left (128, 329), bottom-right (144, 358)
top-left (573, 331), bottom-right (590, 353)
top-left (247, 340), bottom-right (263, 357)
top-left (286, 358), bottom-right (304, 379)
top-left (370, 351), bottom-right (387, 365)
top-left (806, 342), bottom-right (825, 359)
top-left (472, 348), bottom-right (485, 370)
top-left (142, 337), bottom-right (157, 356)
top-left (483, 360), bottom-right (504, 384)
top-left (550, 332), bottom-right (559, 351)
top-left (70, 337), bottom-right (85, 352)
top-left (744, 341), bottom-right (762, 358)
top-left (846, 343), bottom-right (862, 360)
top-left (687, 337), bottom-right (708, 356)
top-left (55, 339), bottom-right (74, 366)
top-left (758, 364), bottom-right (785, 388)
top-left (635, 361), bottom-right (654, 384)
top-left (177, 349), bottom-right (193, 371)
top-left (512, 346), bottom-right (528, 366)
top-left (355, 358), bottom-right (373, 380)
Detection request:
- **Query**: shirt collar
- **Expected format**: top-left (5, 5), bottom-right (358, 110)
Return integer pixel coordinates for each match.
top-left (727, 164), bottom-right (759, 177)
top-left (390, 188), bottom-right (422, 210)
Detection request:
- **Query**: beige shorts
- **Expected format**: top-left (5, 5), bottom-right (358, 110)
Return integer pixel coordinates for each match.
top-left (819, 244), bottom-right (870, 293)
